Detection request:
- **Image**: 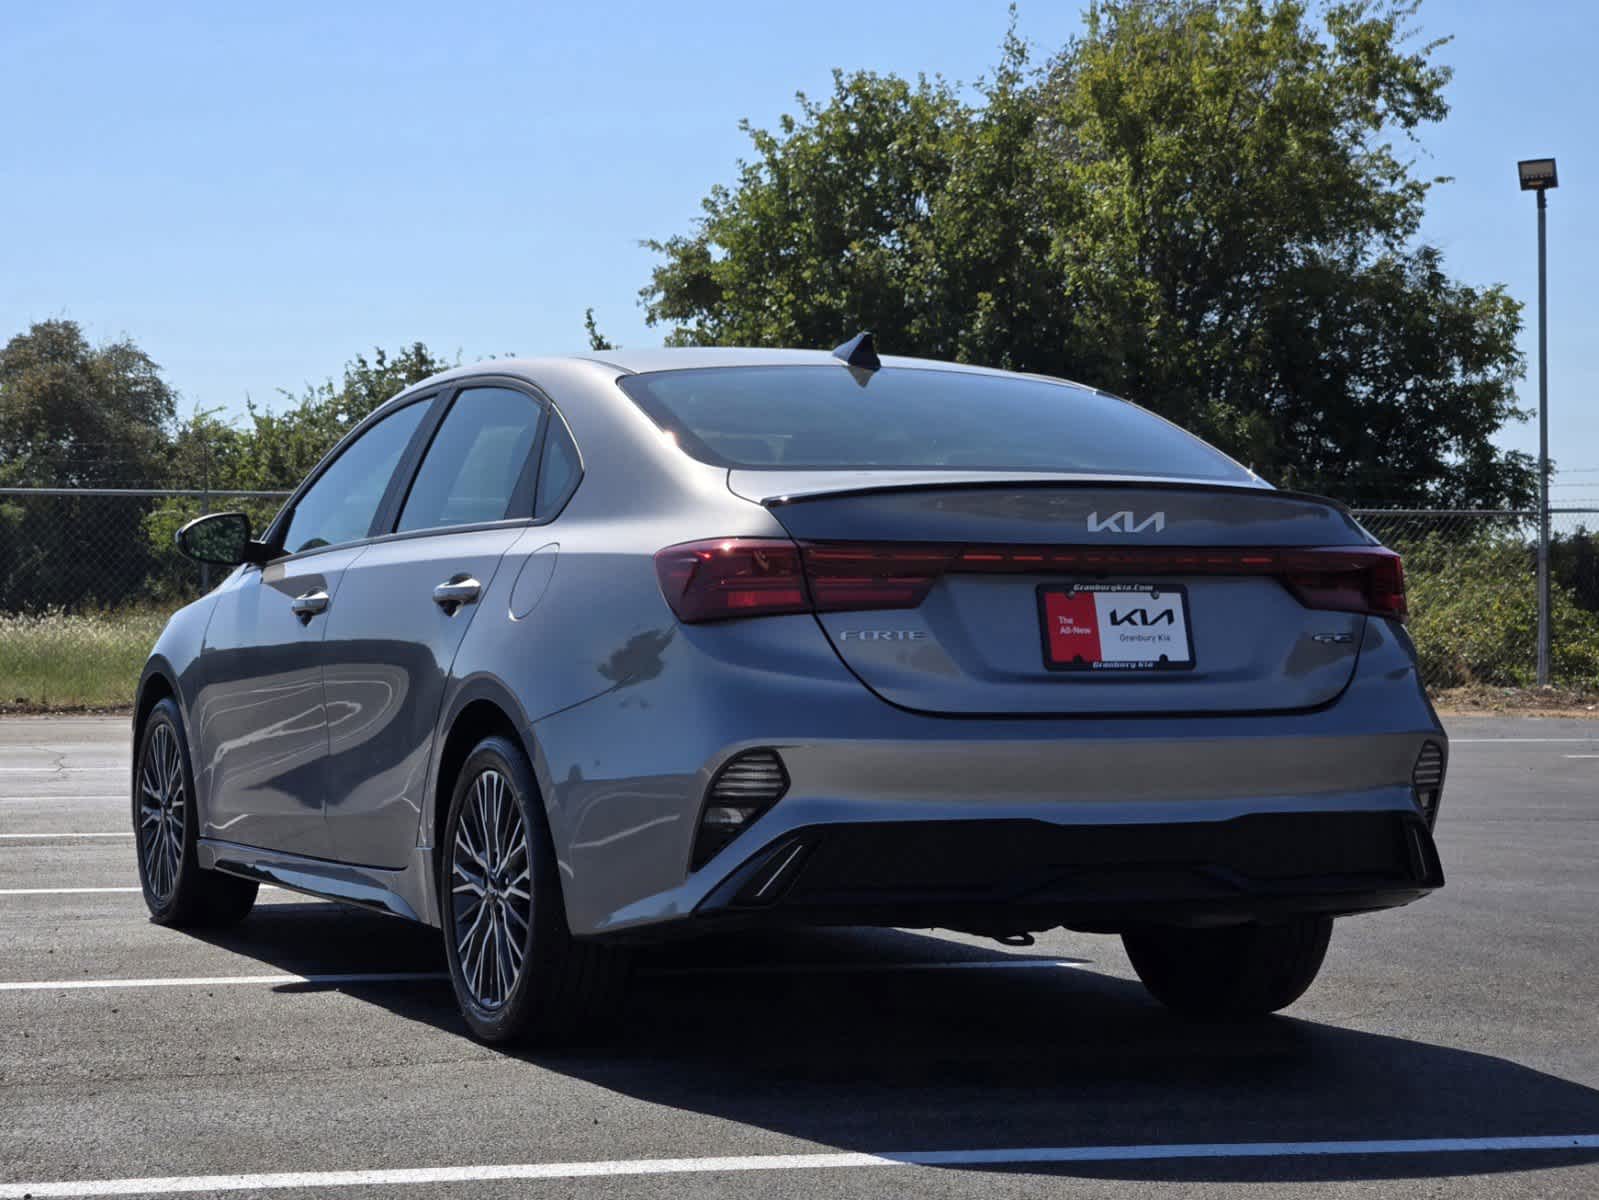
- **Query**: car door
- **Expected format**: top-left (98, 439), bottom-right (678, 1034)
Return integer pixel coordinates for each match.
top-left (193, 396), bottom-right (434, 858)
top-left (321, 382), bottom-right (549, 868)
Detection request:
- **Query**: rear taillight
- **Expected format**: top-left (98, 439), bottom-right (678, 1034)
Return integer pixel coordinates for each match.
top-left (653, 540), bottom-right (810, 623)
top-left (802, 543), bottom-right (955, 612)
top-left (655, 539), bottom-right (1407, 623)
top-left (1278, 547), bottom-right (1407, 622)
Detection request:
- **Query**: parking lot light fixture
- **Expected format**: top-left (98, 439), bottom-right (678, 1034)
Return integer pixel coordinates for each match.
top-left (1518, 157), bottom-right (1557, 686)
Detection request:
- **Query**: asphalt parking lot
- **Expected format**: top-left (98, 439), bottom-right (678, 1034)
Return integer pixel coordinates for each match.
top-left (0, 715), bottom-right (1596, 1199)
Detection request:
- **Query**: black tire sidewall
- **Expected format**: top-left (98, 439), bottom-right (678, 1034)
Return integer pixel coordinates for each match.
top-left (1123, 916), bottom-right (1333, 1017)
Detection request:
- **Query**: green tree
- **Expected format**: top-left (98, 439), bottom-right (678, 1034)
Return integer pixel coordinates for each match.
top-left (0, 319), bottom-right (175, 487)
top-left (641, 0), bottom-right (1532, 508)
top-left (229, 342), bottom-right (453, 491)
top-left (142, 344), bottom-right (453, 585)
top-left (584, 308), bottom-right (616, 351)
top-left (0, 321), bottom-right (179, 609)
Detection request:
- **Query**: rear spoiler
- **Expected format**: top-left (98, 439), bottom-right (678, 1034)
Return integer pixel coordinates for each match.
top-left (745, 474), bottom-right (1352, 516)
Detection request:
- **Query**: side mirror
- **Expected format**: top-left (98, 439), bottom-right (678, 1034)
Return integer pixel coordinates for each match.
top-left (175, 512), bottom-right (271, 566)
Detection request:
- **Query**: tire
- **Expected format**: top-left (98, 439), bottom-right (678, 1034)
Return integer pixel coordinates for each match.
top-left (440, 735), bottom-right (628, 1044)
top-left (133, 697), bottom-right (258, 928)
top-left (1122, 916), bottom-right (1333, 1018)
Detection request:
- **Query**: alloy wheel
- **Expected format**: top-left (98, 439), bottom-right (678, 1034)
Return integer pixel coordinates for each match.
top-left (138, 722), bottom-right (186, 903)
top-left (451, 768), bottom-right (533, 1010)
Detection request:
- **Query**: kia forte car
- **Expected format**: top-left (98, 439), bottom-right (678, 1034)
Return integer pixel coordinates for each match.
top-left (136, 336), bottom-right (1445, 1042)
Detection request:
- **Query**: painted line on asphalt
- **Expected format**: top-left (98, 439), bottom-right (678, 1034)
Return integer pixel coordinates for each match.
top-left (0, 886), bottom-right (142, 895)
top-left (1451, 737), bottom-right (1599, 743)
top-left (650, 958), bottom-right (1090, 976)
top-left (3, 1136), bottom-right (1597, 1197)
top-left (0, 795), bottom-right (126, 802)
top-left (0, 766), bottom-right (128, 773)
top-left (0, 832), bottom-right (132, 840)
top-left (0, 884), bottom-right (296, 896)
top-left (0, 971), bottom-right (448, 992)
top-left (0, 958), bottom-right (1083, 992)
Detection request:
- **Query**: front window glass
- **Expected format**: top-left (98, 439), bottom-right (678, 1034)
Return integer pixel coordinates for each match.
top-left (617, 365), bottom-right (1250, 482)
top-left (280, 400), bottom-right (429, 554)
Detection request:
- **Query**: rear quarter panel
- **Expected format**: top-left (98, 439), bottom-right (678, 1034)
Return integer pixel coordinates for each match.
top-left (426, 361), bottom-right (789, 870)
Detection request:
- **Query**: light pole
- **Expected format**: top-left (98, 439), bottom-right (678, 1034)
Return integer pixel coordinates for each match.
top-left (1519, 157), bottom-right (1558, 686)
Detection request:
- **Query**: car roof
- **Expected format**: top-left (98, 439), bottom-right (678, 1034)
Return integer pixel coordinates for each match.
top-left (391, 346), bottom-right (1097, 407)
top-left (571, 346), bottom-right (1048, 379)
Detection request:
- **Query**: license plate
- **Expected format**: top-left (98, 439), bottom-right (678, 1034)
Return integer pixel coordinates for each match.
top-left (1038, 583), bottom-right (1195, 671)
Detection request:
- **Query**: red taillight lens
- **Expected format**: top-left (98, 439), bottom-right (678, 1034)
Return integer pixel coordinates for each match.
top-left (654, 540), bottom-right (810, 623)
top-left (656, 539), bottom-right (1406, 623)
top-left (1279, 547), bottom-right (1407, 621)
top-left (802, 543), bottom-right (956, 612)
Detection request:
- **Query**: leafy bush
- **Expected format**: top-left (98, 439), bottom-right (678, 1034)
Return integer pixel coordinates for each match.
top-left (1398, 531), bottom-right (1599, 688)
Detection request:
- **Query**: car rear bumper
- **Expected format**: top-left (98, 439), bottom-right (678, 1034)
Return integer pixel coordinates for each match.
top-left (689, 810), bottom-right (1443, 936)
top-left (530, 612), bottom-right (1445, 938)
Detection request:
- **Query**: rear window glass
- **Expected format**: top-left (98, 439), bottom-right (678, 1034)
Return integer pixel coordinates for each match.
top-left (617, 365), bottom-right (1250, 481)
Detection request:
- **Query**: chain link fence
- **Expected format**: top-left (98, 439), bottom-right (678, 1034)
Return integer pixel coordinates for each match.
top-left (0, 488), bottom-right (289, 612)
top-left (4, 488), bottom-right (1599, 694)
top-left (1353, 508), bottom-right (1599, 691)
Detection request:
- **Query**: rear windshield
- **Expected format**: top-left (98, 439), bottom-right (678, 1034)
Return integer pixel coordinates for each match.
top-left (617, 365), bottom-right (1251, 481)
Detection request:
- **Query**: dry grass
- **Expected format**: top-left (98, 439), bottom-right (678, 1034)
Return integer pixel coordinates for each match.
top-left (1431, 684), bottom-right (1599, 719)
top-left (0, 607), bottom-right (169, 712)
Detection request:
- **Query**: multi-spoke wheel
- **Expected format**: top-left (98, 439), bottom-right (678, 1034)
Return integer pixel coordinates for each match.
top-left (138, 721), bottom-right (186, 905)
top-left (450, 769), bottom-right (533, 1011)
top-left (133, 697), bottom-right (258, 927)
top-left (440, 735), bottom-right (628, 1044)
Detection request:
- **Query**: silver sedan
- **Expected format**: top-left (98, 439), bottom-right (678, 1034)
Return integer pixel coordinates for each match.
top-left (135, 336), bottom-right (1445, 1043)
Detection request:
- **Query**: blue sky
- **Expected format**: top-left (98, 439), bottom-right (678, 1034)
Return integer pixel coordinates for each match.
top-left (2, 1), bottom-right (1594, 493)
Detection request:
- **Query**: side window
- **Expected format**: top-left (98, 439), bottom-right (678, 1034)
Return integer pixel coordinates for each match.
top-left (397, 387), bottom-right (544, 533)
top-left (535, 413), bottom-right (582, 520)
top-left (279, 400), bottom-right (429, 555)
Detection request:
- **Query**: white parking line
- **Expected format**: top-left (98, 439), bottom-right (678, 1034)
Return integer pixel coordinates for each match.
top-left (1451, 737), bottom-right (1599, 743)
top-left (0, 958), bottom-right (1081, 992)
top-left (0, 832), bottom-right (132, 840)
top-left (0, 971), bottom-right (448, 992)
top-left (0, 766), bottom-right (127, 773)
top-left (2, 1135), bottom-right (1596, 1197)
top-left (0, 885), bottom-right (305, 898)
top-left (652, 958), bottom-right (1090, 975)
top-left (0, 886), bottom-right (142, 895)
top-left (0, 795), bottom-right (126, 802)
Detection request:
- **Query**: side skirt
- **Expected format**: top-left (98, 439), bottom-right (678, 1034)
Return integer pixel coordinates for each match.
top-left (198, 837), bottom-right (441, 927)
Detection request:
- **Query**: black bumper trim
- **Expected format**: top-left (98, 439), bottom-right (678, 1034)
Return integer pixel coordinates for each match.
top-left (696, 811), bottom-right (1442, 933)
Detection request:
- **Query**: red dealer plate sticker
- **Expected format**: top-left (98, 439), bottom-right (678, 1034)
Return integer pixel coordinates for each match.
top-left (1038, 583), bottom-right (1195, 672)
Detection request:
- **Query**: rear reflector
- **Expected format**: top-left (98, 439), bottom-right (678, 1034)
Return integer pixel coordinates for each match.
top-left (692, 749), bottom-right (790, 869)
top-left (656, 539), bottom-right (1406, 623)
top-left (1413, 741), bottom-right (1445, 828)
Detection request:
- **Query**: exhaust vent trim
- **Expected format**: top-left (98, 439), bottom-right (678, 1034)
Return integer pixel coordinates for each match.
top-left (691, 749), bottom-right (790, 870)
top-left (1412, 741), bottom-right (1446, 827)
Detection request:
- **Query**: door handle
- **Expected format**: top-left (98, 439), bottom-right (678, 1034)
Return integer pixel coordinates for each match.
top-left (433, 576), bottom-right (482, 614)
top-left (290, 590), bottom-right (330, 623)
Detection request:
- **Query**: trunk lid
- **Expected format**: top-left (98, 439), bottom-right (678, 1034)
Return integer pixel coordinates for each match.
top-left (737, 472), bottom-right (1376, 717)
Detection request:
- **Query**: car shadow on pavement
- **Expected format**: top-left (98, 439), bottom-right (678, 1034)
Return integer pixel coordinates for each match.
top-left (188, 902), bottom-right (1599, 1186)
